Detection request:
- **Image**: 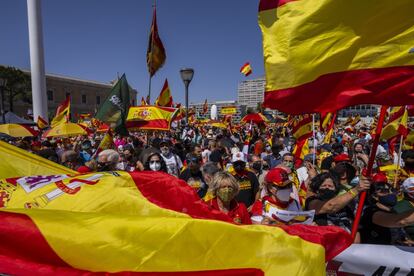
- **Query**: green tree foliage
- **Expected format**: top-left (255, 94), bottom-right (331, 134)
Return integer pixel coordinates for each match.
top-left (0, 66), bottom-right (31, 112)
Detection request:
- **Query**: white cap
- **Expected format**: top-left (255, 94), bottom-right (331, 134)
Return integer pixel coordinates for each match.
top-left (402, 177), bottom-right (414, 198)
top-left (232, 152), bottom-right (246, 163)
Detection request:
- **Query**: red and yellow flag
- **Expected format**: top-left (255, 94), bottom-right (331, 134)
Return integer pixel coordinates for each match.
top-left (147, 8), bottom-right (166, 77)
top-left (240, 62), bottom-right (252, 76)
top-left (36, 115), bottom-right (49, 130)
top-left (381, 106), bottom-right (409, 141)
top-left (141, 96), bottom-right (148, 106)
top-left (50, 96), bottom-right (70, 127)
top-left (323, 113), bottom-right (337, 144)
top-left (155, 79), bottom-right (173, 107)
top-left (292, 115), bottom-right (313, 141)
top-left (202, 99), bottom-right (208, 114)
top-left (93, 130), bottom-right (114, 157)
top-left (0, 171), bottom-right (351, 274)
top-left (259, 0), bottom-right (414, 114)
top-left (126, 105), bottom-right (178, 131)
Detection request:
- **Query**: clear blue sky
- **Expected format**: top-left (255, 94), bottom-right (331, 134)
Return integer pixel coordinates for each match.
top-left (0, 0), bottom-right (264, 105)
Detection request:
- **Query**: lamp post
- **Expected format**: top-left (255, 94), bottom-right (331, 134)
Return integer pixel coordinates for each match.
top-left (180, 68), bottom-right (194, 125)
top-left (0, 78), bottom-right (7, 124)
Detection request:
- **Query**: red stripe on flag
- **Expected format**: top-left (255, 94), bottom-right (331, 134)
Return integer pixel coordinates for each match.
top-left (263, 66), bottom-right (414, 115)
top-left (258, 0), bottom-right (298, 11)
top-left (126, 119), bottom-right (172, 131)
top-left (129, 172), bottom-right (352, 261)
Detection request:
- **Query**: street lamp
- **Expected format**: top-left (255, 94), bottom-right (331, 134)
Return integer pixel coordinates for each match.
top-left (180, 68), bottom-right (194, 125)
top-left (0, 78), bottom-right (7, 124)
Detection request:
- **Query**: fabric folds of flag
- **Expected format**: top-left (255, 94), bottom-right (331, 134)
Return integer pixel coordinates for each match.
top-left (93, 130), bottom-right (114, 158)
top-left (240, 62), bottom-right (252, 76)
top-left (381, 106), bottom-right (409, 141)
top-left (0, 171), bottom-right (352, 274)
top-left (0, 140), bottom-right (75, 179)
top-left (95, 74), bottom-right (131, 135)
top-left (36, 116), bottom-right (49, 130)
top-left (292, 115), bottom-right (313, 160)
top-left (155, 79), bottom-right (173, 107)
top-left (323, 113), bottom-right (337, 144)
top-left (147, 8), bottom-right (166, 77)
top-left (259, 0), bottom-right (414, 114)
top-left (126, 106), bottom-right (177, 131)
top-left (50, 97), bottom-right (70, 128)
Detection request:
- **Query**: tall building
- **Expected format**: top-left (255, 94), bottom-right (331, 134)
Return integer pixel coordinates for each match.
top-left (189, 100), bottom-right (246, 123)
top-left (238, 76), bottom-right (265, 109)
top-left (5, 69), bottom-right (137, 120)
top-left (338, 104), bottom-right (379, 118)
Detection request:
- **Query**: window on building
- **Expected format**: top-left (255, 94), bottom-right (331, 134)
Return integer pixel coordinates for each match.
top-left (82, 94), bottom-right (87, 104)
top-left (47, 90), bottom-right (53, 101)
top-left (96, 95), bottom-right (101, 105)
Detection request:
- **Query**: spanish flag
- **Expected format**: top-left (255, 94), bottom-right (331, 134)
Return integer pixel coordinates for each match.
top-left (292, 115), bottom-right (313, 141)
top-left (147, 8), bottom-right (166, 77)
top-left (36, 115), bottom-right (49, 130)
top-left (50, 96), bottom-right (70, 127)
top-left (381, 106), bottom-right (409, 141)
top-left (155, 79), bottom-right (173, 107)
top-left (141, 96), bottom-right (148, 106)
top-left (320, 112), bottom-right (333, 132)
top-left (126, 105), bottom-right (178, 131)
top-left (323, 113), bottom-right (337, 144)
top-left (0, 171), bottom-right (351, 274)
top-left (240, 62), bottom-right (252, 76)
top-left (259, 0), bottom-right (414, 114)
top-left (202, 99), bottom-right (208, 114)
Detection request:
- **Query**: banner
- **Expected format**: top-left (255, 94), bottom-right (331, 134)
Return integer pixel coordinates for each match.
top-left (221, 106), bottom-right (237, 115)
top-left (328, 244), bottom-right (414, 275)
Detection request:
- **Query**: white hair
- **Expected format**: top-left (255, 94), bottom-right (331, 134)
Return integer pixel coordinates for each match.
top-left (98, 149), bottom-right (120, 164)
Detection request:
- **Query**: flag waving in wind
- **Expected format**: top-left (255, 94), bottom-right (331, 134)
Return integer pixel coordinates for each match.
top-left (50, 97), bottom-right (70, 127)
top-left (147, 8), bottom-right (166, 77)
top-left (155, 79), bottom-right (173, 107)
top-left (259, 0), bottom-right (414, 114)
top-left (240, 62), bottom-right (252, 76)
top-left (95, 74), bottom-right (131, 135)
top-left (202, 99), bottom-right (208, 114)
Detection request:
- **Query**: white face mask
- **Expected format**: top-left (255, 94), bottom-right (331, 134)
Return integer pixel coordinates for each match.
top-left (149, 161), bottom-right (161, 171)
top-left (276, 189), bottom-right (291, 202)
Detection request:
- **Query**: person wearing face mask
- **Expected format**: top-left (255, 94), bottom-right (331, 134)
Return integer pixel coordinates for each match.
top-left (393, 177), bottom-right (414, 241)
top-left (250, 155), bottom-right (268, 190)
top-left (305, 172), bottom-right (369, 239)
top-left (159, 139), bottom-right (183, 177)
top-left (280, 153), bottom-right (306, 207)
top-left (229, 152), bottom-right (259, 209)
top-left (206, 171), bottom-right (251, 224)
top-left (143, 152), bottom-right (168, 173)
top-left (263, 141), bottom-right (284, 169)
top-left (360, 173), bottom-right (414, 245)
top-left (261, 142), bottom-right (273, 160)
top-left (97, 149), bottom-right (120, 172)
top-left (201, 162), bottom-right (221, 201)
top-left (179, 154), bottom-right (207, 198)
top-left (250, 168), bottom-right (300, 225)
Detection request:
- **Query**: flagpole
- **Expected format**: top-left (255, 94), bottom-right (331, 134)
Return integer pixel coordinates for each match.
top-left (147, 0), bottom-right (156, 104)
top-left (312, 114), bottom-right (316, 166)
top-left (351, 105), bottom-right (388, 239)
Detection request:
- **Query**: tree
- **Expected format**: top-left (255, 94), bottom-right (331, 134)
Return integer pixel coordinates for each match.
top-left (0, 66), bottom-right (31, 112)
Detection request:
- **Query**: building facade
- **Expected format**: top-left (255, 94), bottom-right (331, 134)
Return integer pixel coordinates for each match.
top-left (238, 76), bottom-right (266, 109)
top-left (190, 100), bottom-right (246, 123)
top-left (338, 104), bottom-right (379, 118)
top-left (10, 71), bottom-right (137, 120)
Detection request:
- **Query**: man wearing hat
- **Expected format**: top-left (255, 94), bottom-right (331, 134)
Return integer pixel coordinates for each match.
top-left (229, 152), bottom-right (259, 209)
top-left (393, 177), bottom-right (414, 241)
top-left (250, 167), bottom-right (301, 225)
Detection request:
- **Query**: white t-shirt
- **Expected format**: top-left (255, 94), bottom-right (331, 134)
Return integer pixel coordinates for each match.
top-left (162, 153), bottom-right (183, 177)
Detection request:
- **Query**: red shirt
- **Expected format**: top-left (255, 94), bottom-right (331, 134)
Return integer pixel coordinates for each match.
top-left (207, 198), bottom-right (252, 225)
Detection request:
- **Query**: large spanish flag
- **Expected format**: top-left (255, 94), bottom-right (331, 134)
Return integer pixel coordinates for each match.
top-left (259, 0), bottom-right (414, 114)
top-left (0, 171), bottom-right (351, 274)
top-left (381, 106), bottom-right (409, 141)
top-left (126, 105), bottom-right (178, 131)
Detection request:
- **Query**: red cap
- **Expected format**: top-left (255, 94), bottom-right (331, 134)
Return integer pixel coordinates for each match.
top-left (77, 166), bottom-right (92, 174)
top-left (372, 173), bottom-right (388, 184)
top-left (265, 167), bottom-right (291, 187)
top-left (334, 153), bottom-right (351, 163)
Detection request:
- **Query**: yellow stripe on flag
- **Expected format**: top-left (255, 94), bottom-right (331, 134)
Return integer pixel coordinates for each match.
top-left (0, 140), bottom-right (75, 179)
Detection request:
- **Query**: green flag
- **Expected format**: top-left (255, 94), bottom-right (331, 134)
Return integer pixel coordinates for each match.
top-left (95, 74), bottom-right (130, 135)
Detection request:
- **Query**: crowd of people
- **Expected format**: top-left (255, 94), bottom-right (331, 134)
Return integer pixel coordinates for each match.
top-left (3, 121), bottom-right (414, 246)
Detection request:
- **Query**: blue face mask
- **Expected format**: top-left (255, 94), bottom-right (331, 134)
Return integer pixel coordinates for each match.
top-left (378, 194), bottom-right (397, 207)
